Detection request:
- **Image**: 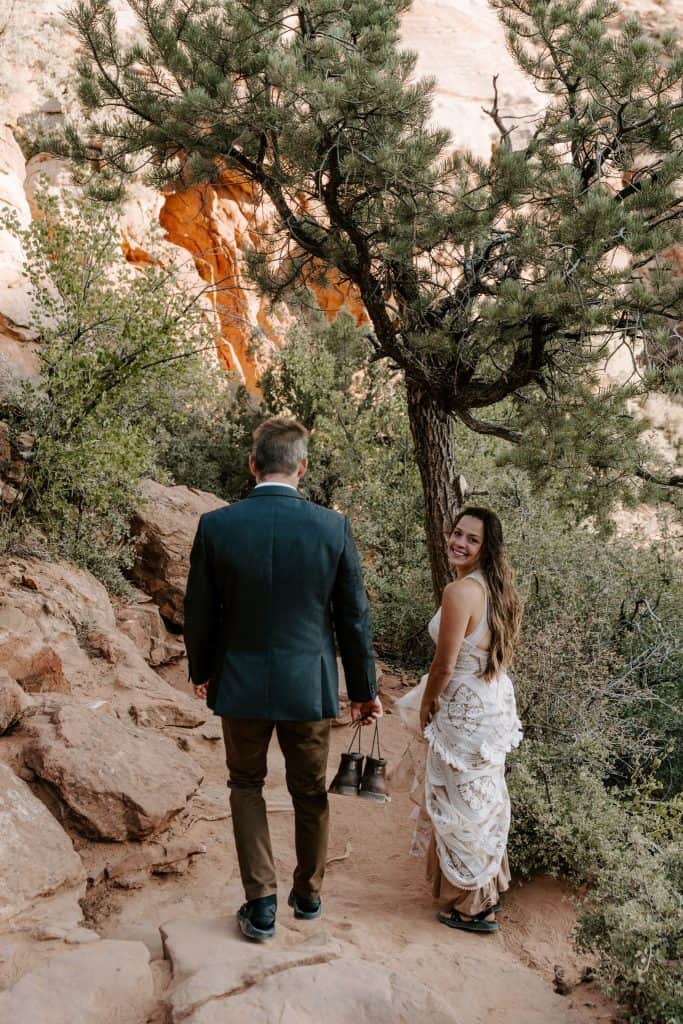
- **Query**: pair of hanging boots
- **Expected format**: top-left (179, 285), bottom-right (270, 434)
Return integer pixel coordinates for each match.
top-left (329, 750), bottom-right (389, 802)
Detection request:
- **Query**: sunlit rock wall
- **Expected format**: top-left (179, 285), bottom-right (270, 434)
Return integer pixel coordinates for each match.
top-left (0, 0), bottom-right (544, 385)
top-left (0, 0), bottom-right (680, 395)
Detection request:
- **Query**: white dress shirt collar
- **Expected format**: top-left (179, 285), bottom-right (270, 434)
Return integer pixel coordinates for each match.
top-left (253, 482), bottom-right (299, 491)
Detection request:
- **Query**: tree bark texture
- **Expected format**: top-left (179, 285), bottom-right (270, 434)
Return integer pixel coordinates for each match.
top-left (405, 379), bottom-right (462, 603)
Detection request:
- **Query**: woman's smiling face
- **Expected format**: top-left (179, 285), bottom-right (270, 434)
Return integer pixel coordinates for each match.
top-left (447, 514), bottom-right (485, 575)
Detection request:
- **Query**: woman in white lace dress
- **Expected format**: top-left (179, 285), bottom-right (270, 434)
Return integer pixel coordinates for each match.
top-left (399, 506), bottom-right (523, 934)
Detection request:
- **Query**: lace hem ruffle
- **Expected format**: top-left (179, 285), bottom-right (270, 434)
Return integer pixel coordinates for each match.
top-left (424, 719), bottom-right (524, 770)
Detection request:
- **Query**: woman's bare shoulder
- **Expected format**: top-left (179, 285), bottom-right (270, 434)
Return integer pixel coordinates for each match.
top-left (443, 576), bottom-right (485, 609)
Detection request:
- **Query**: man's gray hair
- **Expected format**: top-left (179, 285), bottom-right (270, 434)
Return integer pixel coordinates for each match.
top-left (251, 418), bottom-right (309, 476)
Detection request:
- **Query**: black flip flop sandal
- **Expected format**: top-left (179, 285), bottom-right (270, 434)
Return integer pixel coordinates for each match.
top-left (437, 909), bottom-right (499, 933)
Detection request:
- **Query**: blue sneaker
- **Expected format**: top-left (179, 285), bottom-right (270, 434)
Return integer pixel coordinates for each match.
top-left (237, 895), bottom-right (277, 940)
top-left (288, 889), bottom-right (322, 920)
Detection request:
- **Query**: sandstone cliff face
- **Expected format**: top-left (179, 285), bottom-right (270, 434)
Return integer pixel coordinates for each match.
top-left (158, 178), bottom-right (279, 388)
top-left (0, 125), bottom-right (39, 385)
top-left (0, 0), bottom-right (680, 395)
top-left (0, 0), bottom-right (555, 386)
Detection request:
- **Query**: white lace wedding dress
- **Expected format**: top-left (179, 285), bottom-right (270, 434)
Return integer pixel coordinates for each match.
top-left (397, 569), bottom-right (522, 914)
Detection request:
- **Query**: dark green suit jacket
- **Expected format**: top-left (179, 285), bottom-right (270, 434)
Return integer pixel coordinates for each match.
top-left (183, 484), bottom-right (376, 720)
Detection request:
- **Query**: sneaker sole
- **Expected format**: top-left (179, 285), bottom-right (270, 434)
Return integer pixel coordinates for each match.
top-left (237, 915), bottom-right (275, 941)
top-left (358, 790), bottom-right (390, 802)
top-left (288, 893), bottom-right (322, 920)
top-left (328, 785), bottom-right (360, 796)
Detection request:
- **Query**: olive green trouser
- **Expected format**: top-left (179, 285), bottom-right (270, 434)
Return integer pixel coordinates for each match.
top-left (221, 717), bottom-right (331, 902)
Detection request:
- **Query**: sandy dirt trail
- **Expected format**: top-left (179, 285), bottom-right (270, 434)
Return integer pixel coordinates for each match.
top-left (72, 667), bottom-right (615, 1024)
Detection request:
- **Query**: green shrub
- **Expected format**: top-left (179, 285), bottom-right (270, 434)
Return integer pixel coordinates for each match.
top-left (1, 194), bottom-right (225, 588)
top-left (497, 479), bottom-right (683, 793)
top-left (509, 740), bottom-right (683, 1023)
top-left (153, 376), bottom-right (260, 501)
top-left (576, 832), bottom-right (682, 1024)
top-left (507, 739), bottom-right (630, 882)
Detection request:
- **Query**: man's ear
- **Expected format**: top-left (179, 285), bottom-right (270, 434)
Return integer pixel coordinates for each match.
top-left (248, 454), bottom-right (258, 479)
top-left (297, 457), bottom-right (308, 480)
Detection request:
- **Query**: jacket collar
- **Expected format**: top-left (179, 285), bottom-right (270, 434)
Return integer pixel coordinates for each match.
top-left (247, 484), bottom-right (306, 500)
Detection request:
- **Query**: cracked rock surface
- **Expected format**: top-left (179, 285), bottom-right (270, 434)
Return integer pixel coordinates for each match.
top-left (0, 762), bottom-right (85, 933)
top-left (0, 939), bottom-right (154, 1024)
top-left (162, 918), bottom-right (458, 1024)
top-left (23, 704), bottom-right (203, 840)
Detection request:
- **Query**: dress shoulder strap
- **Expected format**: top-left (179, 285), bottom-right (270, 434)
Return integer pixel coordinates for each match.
top-left (466, 568), bottom-right (488, 600)
top-left (464, 569), bottom-right (489, 644)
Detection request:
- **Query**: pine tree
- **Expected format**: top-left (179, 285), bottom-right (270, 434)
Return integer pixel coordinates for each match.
top-left (66, 0), bottom-right (682, 595)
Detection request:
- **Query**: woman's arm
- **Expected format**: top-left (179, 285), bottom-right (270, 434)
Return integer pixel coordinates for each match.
top-left (419, 578), bottom-right (484, 731)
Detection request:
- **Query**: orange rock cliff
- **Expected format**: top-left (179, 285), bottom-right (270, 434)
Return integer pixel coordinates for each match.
top-left (0, 0), bottom-right (680, 398)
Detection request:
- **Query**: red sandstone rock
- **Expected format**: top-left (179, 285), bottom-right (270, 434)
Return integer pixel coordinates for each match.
top-left (0, 637), bottom-right (68, 693)
top-left (129, 478), bottom-right (226, 627)
top-left (161, 917), bottom-right (459, 1024)
top-left (0, 939), bottom-right (155, 1024)
top-left (114, 588), bottom-right (185, 666)
top-left (0, 555), bottom-right (206, 728)
top-left (0, 419), bottom-right (31, 506)
top-left (23, 703), bottom-right (203, 841)
top-left (0, 762), bottom-right (85, 933)
top-left (0, 669), bottom-right (33, 733)
top-left (104, 839), bottom-right (207, 889)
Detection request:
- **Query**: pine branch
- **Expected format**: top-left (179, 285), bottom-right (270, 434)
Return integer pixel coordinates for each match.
top-left (482, 75), bottom-right (515, 152)
top-left (455, 408), bottom-right (523, 444)
top-left (635, 468), bottom-right (683, 489)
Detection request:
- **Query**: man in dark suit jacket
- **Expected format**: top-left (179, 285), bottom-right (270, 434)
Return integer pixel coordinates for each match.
top-left (184, 417), bottom-right (381, 941)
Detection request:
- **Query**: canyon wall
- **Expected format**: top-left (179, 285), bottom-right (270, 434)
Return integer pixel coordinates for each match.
top-left (0, 0), bottom-right (681, 394)
top-left (0, 0), bottom-right (555, 386)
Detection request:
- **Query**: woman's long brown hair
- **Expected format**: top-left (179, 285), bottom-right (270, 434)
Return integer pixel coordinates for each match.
top-left (451, 507), bottom-right (523, 681)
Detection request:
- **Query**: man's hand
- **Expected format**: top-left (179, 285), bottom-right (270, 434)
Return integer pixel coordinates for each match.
top-left (193, 682), bottom-right (208, 700)
top-left (351, 696), bottom-right (383, 724)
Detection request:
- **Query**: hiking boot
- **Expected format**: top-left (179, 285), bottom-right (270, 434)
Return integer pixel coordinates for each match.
top-left (358, 755), bottom-right (389, 802)
top-left (288, 889), bottom-right (322, 920)
top-left (328, 751), bottom-right (364, 796)
top-left (237, 895), bottom-right (277, 941)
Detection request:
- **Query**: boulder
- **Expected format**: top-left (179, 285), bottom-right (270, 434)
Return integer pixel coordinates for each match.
top-left (0, 555), bottom-right (206, 728)
top-left (161, 917), bottom-right (458, 1024)
top-left (0, 126), bottom-right (35, 344)
top-left (23, 704), bottom-right (203, 840)
top-left (114, 588), bottom-right (185, 666)
top-left (0, 939), bottom-right (155, 1024)
top-left (0, 763), bottom-right (85, 933)
top-left (130, 479), bottom-right (226, 627)
top-left (104, 839), bottom-right (207, 889)
top-left (0, 669), bottom-right (33, 733)
top-left (0, 636), bottom-right (69, 693)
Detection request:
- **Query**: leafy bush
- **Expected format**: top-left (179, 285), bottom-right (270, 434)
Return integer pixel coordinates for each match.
top-left (153, 371), bottom-right (260, 502)
top-left (494, 478), bottom-right (682, 794)
top-left (507, 739), bottom-right (631, 882)
top-left (576, 838), bottom-right (682, 1024)
top-left (1, 194), bottom-right (225, 588)
top-left (509, 740), bottom-right (683, 1024)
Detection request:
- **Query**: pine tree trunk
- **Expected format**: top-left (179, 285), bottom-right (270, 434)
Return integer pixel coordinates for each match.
top-left (405, 379), bottom-right (463, 602)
